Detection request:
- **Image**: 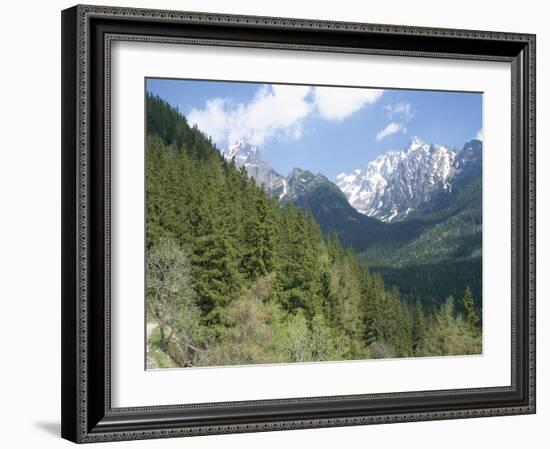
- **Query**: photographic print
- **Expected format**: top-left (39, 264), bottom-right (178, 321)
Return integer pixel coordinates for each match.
top-left (145, 78), bottom-right (483, 369)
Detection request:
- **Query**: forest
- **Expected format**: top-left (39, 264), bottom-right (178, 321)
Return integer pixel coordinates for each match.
top-left (145, 94), bottom-right (482, 368)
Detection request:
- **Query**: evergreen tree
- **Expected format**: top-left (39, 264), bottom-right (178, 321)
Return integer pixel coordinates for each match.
top-left (424, 297), bottom-right (481, 356)
top-left (412, 301), bottom-right (427, 355)
top-left (462, 287), bottom-right (480, 329)
top-left (241, 189), bottom-right (276, 278)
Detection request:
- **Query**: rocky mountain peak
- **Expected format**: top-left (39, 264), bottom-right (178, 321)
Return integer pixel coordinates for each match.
top-left (224, 139), bottom-right (260, 163)
top-left (222, 139), bottom-right (288, 199)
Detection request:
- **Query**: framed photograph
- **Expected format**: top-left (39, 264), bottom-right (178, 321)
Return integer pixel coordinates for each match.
top-left (61, 4), bottom-right (536, 443)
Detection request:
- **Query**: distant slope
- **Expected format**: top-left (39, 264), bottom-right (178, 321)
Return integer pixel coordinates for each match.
top-left (365, 173), bottom-right (482, 305)
top-left (281, 168), bottom-right (392, 248)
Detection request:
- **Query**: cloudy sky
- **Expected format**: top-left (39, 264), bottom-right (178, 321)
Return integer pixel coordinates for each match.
top-left (147, 78), bottom-right (482, 181)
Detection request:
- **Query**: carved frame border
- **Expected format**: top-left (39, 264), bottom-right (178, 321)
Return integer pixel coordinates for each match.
top-left (61, 4), bottom-right (536, 443)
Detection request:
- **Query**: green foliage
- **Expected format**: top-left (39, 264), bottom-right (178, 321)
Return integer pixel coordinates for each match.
top-left (291, 162), bottom-right (482, 308)
top-left (361, 176), bottom-right (482, 305)
top-left (370, 257), bottom-right (482, 310)
top-left (148, 327), bottom-right (178, 368)
top-left (146, 238), bottom-right (205, 366)
top-left (412, 301), bottom-right (427, 353)
top-left (422, 297), bottom-right (482, 356)
top-left (462, 286), bottom-right (480, 328)
top-left (199, 278), bottom-right (281, 366)
top-left (145, 93), bottom-right (482, 367)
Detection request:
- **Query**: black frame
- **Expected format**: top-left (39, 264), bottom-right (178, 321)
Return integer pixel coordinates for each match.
top-left (61, 4), bottom-right (536, 443)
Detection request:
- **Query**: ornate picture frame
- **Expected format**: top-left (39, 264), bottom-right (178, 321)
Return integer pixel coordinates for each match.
top-left (61, 4), bottom-right (536, 443)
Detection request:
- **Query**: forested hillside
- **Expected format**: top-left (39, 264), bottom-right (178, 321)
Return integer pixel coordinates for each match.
top-left (145, 94), bottom-right (482, 368)
top-left (365, 174), bottom-right (482, 307)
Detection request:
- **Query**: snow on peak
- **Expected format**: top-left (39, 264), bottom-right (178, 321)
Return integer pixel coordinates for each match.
top-left (408, 136), bottom-right (427, 151)
top-left (225, 138), bottom-right (259, 160)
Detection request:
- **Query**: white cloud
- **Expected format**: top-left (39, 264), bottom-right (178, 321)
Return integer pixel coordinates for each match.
top-left (475, 129), bottom-right (483, 141)
top-left (312, 87), bottom-right (384, 121)
top-left (188, 84), bottom-right (313, 146)
top-left (376, 122), bottom-right (403, 141)
top-left (186, 98), bottom-right (231, 144)
top-left (188, 84), bottom-right (383, 147)
top-left (376, 102), bottom-right (414, 142)
top-left (384, 102), bottom-right (414, 120)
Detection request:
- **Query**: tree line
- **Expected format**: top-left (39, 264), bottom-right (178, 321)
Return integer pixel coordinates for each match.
top-left (145, 93), bottom-right (482, 368)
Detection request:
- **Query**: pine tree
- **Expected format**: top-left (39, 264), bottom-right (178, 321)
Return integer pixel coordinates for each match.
top-left (241, 189), bottom-right (276, 278)
top-left (462, 287), bottom-right (480, 329)
top-left (412, 301), bottom-right (427, 355)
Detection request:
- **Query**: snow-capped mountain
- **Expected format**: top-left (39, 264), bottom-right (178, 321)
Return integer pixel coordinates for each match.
top-left (223, 136), bottom-right (482, 226)
top-left (222, 139), bottom-right (288, 199)
top-left (336, 137), bottom-right (482, 222)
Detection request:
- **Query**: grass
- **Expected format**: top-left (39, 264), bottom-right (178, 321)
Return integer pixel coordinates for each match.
top-left (148, 326), bottom-right (178, 368)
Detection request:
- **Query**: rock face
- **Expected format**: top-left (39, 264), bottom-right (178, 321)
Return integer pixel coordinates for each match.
top-left (222, 139), bottom-right (288, 199)
top-left (336, 137), bottom-right (482, 222)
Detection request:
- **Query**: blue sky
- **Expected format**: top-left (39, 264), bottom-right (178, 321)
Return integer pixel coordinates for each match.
top-left (147, 78), bottom-right (482, 181)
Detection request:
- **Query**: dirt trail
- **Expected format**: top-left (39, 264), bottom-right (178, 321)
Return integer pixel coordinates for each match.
top-left (146, 322), bottom-right (159, 369)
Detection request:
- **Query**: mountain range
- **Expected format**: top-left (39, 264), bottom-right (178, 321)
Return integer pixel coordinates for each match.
top-left (222, 137), bottom-right (482, 304)
top-left (222, 137), bottom-right (481, 223)
top-left (336, 137), bottom-right (482, 222)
